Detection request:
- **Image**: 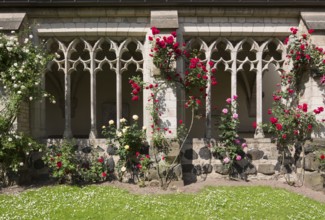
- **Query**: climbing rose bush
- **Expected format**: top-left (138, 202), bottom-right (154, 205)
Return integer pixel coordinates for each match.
top-left (285, 27), bottom-right (325, 83)
top-left (0, 31), bottom-right (54, 184)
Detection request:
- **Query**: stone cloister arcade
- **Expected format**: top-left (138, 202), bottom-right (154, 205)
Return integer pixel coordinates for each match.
top-left (44, 35), bottom-right (284, 140)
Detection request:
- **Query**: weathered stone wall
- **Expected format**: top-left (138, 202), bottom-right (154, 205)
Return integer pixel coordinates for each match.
top-left (180, 138), bottom-right (325, 191)
top-left (17, 102), bottom-right (30, 135)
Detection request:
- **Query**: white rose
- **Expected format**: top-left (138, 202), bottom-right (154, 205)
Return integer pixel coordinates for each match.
top-left (35, 82), bottom-right (39, 86)
top-left (17, 91), bottom-right (22, 94)
top-left (14, 63), bottom-right (18, 67)
top-left (132, 115), bottom-right (139, 121)
top-left (13, 84), bottom-right (18, 88)
top-left (43, 93), bottom-right (48, 97)
top-left (121, 166), bottom-right (126, 172)
top-left (120, 118), bottom-right (126, 123)
top-left (11, 31), bottom-right (15, 34)
top-left (29, 97), bottom-right (33, 101)
top-left (109, 120), bottom-right (114, 125)
top-left (142, 126), bottom-right (147, 130)
top-left (24, 38), bottom-right (29, 44)
top-left (0, 43), bottom-right (3, 48)
top-left (124, 145), bottom-right (129, 150)
top-left (122, 128), bottom-right (128, 133)
top-left (8, 137), bottom-right (12, 142)
top-left (19, 162), bottom-right (24, 166)
top-left (39, 148), bottom-right (42, 152)
top-left (29, 34), bottom-right (33, 39)
top-left (117, 132), bottom-right (122, 137)
top-left (7, 47), bottom-right (12, 52)
top-left (11, 76), bottom-right (15, 80)
top-left (28, 143), bottom-right (32, 146)
top-left (52, 100), bottom-right (56, 104)
top-left (26, 152), bottom-right (29, 156)
top-left (102, 125), bottom-right (106, 129)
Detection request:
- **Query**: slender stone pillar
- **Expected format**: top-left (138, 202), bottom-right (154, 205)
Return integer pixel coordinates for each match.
top-left (254, 51), bottom-right (264, 138)
top-left (205, 60), bottom-right (212, 139)
top-left (231, 50), bottom-right (237, 107)
top-left (116, 60), bottom-right (122, 129)
top-left (63, 52), bottom-right (72, 138)
top-left (89, 51), bottom-right (98, 139)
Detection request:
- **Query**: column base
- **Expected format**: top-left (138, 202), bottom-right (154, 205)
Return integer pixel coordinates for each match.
top-left (63, 129), bottom-right (73, 139)
top-left (254, 126), bottom-right (265, 139)
top-left (89, 129), bottom-right (98, 139)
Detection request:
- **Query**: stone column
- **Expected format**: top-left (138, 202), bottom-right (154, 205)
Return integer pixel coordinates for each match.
top-left (231, 50), bottom-right (237, 111)
top-left (89, 51), bottom-right (98, 139)
top-left (205, 60), bottom-right (212, 139)
top-left (116, 60), bottom-right (122, 129)
top-left (254, 51), bottom-right (264, 138)
top-left (63, 52), bottom-right (72, 138)
top-left (150, 10), bottom-right (179, 138)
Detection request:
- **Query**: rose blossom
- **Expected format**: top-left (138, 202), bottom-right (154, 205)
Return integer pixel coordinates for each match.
top-left (109, 120), bottom-right (114, 125)
top-left (222, 108), bottom-right (228, 114)
top-left (226, 98), bottom-right (232, 104)
top-left (223, 157), bottom-right (230, 164)
top-left (236, 155), bottom-right (242, 161)
top-left (132, 115), bottom-right (139, 120)
top-left (241, 143), bottom-right (248, 148)
top-left (232, 113), bottom-right (238, 119)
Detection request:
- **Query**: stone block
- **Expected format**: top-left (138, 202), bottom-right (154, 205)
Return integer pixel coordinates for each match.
top-left (198, 147), bottom-right (211, 160)
top-left (214, 164), bottom-right (229, 175)
top-left (150, 10), bottom-right (178, 29)
top-left (304, 153), bottom-right (320, 171)
top-left (257, 164), bottom-right (275, 175)
top-left (304, 172), bottom-right (325, 191)
top-left (247, 149), bottom-right (264, 160)
top-left (202, 164), bottom-right (213, 174)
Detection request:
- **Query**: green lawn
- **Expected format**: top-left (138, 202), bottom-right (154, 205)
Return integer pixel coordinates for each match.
top-left (0, 185), bottom-right (324, 220)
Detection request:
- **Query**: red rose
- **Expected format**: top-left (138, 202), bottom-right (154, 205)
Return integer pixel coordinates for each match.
top-left (270, 117), bottom-right (278, 124)
top-left (137, 164), bottom-right (142, 169)
top-left (98, 157), bottom-right (104, 163)
top-left (136, 152), bottom-right (140, 157)
top-left (276, 123), bottom-right (283, 131)
top-left (282, 134), bottom-right (287, 139)
top-left (146, 155), bottom-right (150, 159)
top-left (302, 103), bottom-right (308, 112)
top-left (57, 161), bottom-right (62, 168)
top-left (132, 96), bottom-right (139, 101)
top-left (308, 29), bottom-right (314, 34)
top-left (268, 109), bottom-right (272, 115)
top-left (151, 26), bottom-right (160, 35)
top-left (320, 154), bottom-right (325, 160)
top-left (179, 119), bottom-right (183, 125)
top-left (171, 31), bottom-right (177, 37)
top-left (148, 36), bottom-right (153, 41)
top-left (252, 122), bottom-right (257, 129)
top-left (318, 107), bottom-right (324, 112)
top-left (102, 172), bottom-right (107, 177)
top-left (196, 99), bottom-right (201, 105)
top-left (307, 124), bottom-right (313, 130)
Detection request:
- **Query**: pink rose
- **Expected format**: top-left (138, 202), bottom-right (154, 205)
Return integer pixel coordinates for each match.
top-left (223, 157), bottom-right (230, 164)
top-left (232, 113), bottom-right (238, 119)
top-left (226, 98), bottom-right (232, 104)
top-left (236, 155), bottom-right (242, 161)
top-left (222, 108), bottom-right (228, 114)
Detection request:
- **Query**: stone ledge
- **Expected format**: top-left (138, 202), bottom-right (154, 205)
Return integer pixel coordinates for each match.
top-left (150, 10), bottom-right (178, 29)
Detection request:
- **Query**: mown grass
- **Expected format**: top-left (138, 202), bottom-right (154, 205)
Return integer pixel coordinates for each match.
top-left (0, 185), bottom-right (324, 220)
